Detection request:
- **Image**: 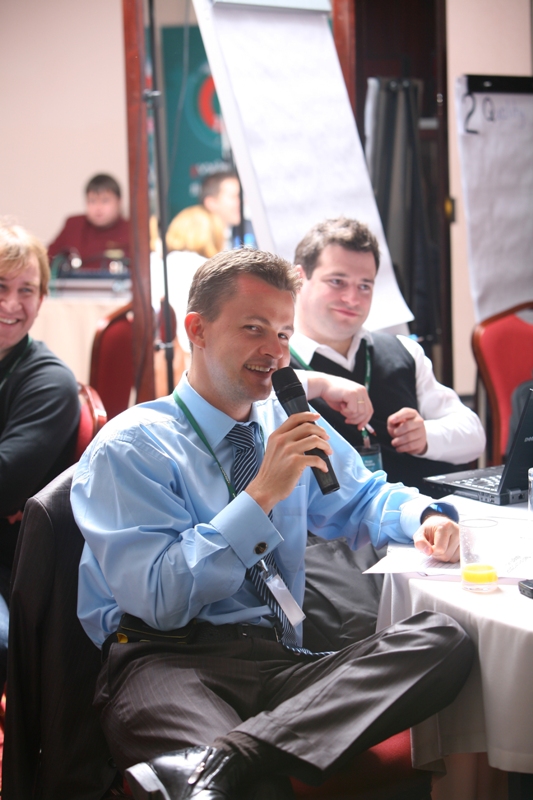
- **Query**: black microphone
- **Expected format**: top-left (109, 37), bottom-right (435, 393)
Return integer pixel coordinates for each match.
top-left (272, 367), bottom-right (340, 495)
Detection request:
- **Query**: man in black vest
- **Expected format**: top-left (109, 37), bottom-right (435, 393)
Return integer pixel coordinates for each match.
top-left (291, 219), bottom-right (485, 652)
top-left (291, 217), bottom-right (485, 492)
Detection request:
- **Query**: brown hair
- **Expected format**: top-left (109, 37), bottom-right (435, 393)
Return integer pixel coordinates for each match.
top-left (187, 247), bottom-right (301, 321)
top-left (85, 173), bottom-right (122, 198)
top-left (166, 205), bottom-right (224, 258)
top-left (294, 217), bottom-right (380, 278)
top-left (200, 170), bottom-right (238, 204)
top-left (0, 220), bottom-right (50, 295)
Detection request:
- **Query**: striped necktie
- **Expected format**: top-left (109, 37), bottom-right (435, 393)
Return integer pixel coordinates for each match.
top-left (226, 423), bottom-right (330, 657)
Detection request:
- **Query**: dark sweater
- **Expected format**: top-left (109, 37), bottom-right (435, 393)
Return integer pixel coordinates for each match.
top-left (292, 332), bottom-right (471, 492)
top-left (0, 336), bottom-right (80, 568)
top-left (48, 214), bottom-right (130, 266)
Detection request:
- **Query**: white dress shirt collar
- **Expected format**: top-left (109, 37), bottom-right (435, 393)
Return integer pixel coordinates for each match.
top-left (290, 329), bottom-right (373, 373)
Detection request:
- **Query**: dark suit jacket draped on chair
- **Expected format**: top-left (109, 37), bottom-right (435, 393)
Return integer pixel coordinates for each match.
top-left (2, 466), bottom-right (116, 800)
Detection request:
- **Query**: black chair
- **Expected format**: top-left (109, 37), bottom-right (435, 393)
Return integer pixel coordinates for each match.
top-left (2, 466), bottom-right (116, 800)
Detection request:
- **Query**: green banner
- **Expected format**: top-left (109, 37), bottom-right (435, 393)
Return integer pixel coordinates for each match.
top-left (162, 26), bottom-right (229, 220)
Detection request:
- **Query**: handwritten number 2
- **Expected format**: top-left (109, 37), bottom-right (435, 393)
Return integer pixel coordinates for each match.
top-left (463, 92), bottom-right (479, 134)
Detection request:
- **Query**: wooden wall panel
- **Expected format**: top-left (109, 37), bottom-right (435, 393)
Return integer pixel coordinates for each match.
top-left (331, 0), bottom-right (356, 115)
top-left (122, 0), bottom-right (155, 402)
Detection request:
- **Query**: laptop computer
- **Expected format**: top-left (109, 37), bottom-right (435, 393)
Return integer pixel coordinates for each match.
top-left (424, 389), bottom-right (533, 505)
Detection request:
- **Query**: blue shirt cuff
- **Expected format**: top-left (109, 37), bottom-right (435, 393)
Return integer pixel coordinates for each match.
top-left (399, 494), bottom-right (436, 539)
top-left (211, 491), bottom-right (283, 569)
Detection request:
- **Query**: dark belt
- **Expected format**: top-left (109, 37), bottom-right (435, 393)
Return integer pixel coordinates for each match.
top-left (195, 622), bottom-right (280, 643)
top-left (102, 614), bottom-right (280, 662)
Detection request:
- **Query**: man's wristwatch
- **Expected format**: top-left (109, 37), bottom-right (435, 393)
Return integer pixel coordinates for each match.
top-left (420, 501), bottom-right (459, 525)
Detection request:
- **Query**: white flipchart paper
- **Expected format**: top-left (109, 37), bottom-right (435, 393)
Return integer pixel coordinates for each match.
top-left (455, 76), bottom-right (533, 323)
top-left (192, 0), bottom-right (413, 331)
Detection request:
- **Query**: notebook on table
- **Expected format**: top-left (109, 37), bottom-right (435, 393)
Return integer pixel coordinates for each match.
top-left (424, 389), bottom-right (533, 505)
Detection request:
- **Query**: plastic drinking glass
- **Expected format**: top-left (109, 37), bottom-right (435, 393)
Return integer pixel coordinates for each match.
top-left (460, 518), bottom-right (499, 593)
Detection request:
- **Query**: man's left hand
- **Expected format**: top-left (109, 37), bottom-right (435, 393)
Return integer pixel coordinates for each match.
top-left (387, 407), bottom-right (428, 455)
top-left (413, 516), bottom-right (460, 562)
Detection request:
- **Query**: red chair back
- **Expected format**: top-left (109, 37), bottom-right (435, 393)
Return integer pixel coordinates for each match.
top-left (75, 383), bottom-right (107, 462)
top-left (90, 302), bottom-right (134, 419)
top-left (472, 301), bottom-right (533, 464)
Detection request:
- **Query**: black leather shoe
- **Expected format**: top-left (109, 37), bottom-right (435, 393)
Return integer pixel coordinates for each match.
top-left (125, 745), bottom-right (245, 800)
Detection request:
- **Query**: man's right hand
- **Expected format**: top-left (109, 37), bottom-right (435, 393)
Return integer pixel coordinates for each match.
top-left (246, 412), bottom-right (332, 514)
top-left (387, 407), bottom-right (428, 455)
top-left (304, 372), bottom-right (373, 430)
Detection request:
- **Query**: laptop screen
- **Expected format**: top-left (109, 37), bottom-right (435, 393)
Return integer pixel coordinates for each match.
top-left (500, 388), bottom-right (533, 492)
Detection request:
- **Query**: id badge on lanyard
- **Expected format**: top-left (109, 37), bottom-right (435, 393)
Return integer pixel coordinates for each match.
top-left (356, 444), bottom-right (383, 472)
top-left (257, 559), bottom-right (306, 628)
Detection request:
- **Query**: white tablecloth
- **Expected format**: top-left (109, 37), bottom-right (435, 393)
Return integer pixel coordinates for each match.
top-left (30, 292), bottom-right (131, 384)
top-left (377, 498), bottom-right (533, 773)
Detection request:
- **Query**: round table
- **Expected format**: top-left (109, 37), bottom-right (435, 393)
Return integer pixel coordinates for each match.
top-left (377, 562), bottom-right (533, 774)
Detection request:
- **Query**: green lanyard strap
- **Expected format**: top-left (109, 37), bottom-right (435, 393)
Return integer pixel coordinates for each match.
top-left (174, 390), bottom-right (236, 500)
top-left (362, 340), bottom-right (371, 392)
top-left (289, 347), bottom-right (313, 372)
top-left (174, 390), bottom-right (266, 503)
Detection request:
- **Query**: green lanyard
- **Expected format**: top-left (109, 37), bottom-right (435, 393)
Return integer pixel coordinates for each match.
top-left (0, 336), bottom-right (32, 395)
top-left (173, 389), bottom-right (264, 501)
top-left (290, 341), bottom-right (372, 443)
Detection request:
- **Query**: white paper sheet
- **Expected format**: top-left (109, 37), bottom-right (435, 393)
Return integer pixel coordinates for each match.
top-left (365, 504), bottom-right (533, 581)
top-left (364, 543), bottom-right (461, 577)
top-left (455, 76), bottom-right (533, 322)
top-left (193, 0), bottom-right (413, 331)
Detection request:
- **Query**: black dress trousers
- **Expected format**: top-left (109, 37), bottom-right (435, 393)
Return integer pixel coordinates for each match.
top-left (94, 610), bottom-right (474, 783)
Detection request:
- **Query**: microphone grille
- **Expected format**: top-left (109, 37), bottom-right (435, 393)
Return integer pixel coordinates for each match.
top-left (271, 367), bottom-right (306, 399)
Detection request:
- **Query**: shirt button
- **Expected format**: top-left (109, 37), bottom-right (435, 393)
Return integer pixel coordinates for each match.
top-left (254, 542), bottom-right (268, 555)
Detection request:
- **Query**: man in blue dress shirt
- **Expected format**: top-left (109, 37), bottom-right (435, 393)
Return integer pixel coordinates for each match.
top-left (71, 248), bottom-right (473, 800)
